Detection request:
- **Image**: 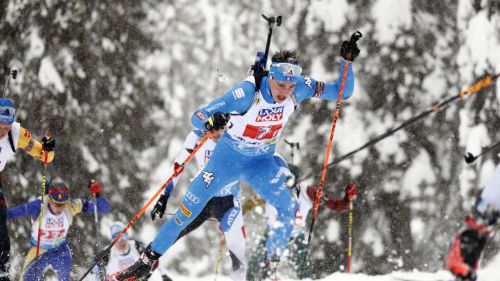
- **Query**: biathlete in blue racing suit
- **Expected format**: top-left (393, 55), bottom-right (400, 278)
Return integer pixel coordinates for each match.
top-left (114, 39), bottom-right (360, 280)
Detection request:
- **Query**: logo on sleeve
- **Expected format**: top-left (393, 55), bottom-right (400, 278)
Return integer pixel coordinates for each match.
top-left (304, 76), bottom-right (312, 90)
top-left (206, 101), bottom-right (226, 113)
top-left (255, 107), bottom-right (284, 122)
top-left (313, 81), bottom-right (325, 98)
top-left (202, 171), bottom-right (215, 187)
top-left (204, 150), bottom-right (213, 164)
top-left (196, 111), bottom-right (207, 120)
top-left (232, 88), bottom-right (245, 100)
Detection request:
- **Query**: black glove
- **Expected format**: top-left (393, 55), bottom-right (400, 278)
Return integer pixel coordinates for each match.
top-left (151, 194), bottom-right (169, 221)
top-left (340, 31), bottom-right (362, 62)
top-left (204, 112), bottom-right (230, 131)
top-left (41, 135), bottom-right (56, 152)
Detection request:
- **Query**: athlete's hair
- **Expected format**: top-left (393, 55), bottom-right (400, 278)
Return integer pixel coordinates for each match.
top-left (271, 50), bottom-right (300, 65)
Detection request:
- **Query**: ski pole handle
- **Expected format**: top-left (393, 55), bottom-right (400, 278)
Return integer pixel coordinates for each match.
top-left (261, 14), bottom-right (282, 66)
top-left (464, 140), bottom-right (500, 164)
top-left (350, 31), bottom-right (362, 43)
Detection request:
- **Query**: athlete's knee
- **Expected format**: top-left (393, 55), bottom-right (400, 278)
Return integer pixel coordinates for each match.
top-left (274, 198), bottom-right (299, 221)
top-left (24, 264), bottom-right (42, 281)
top-left (57, 269), bottom-right (71, 281)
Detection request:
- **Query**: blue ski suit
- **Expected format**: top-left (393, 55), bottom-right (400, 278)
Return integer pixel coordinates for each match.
top-left (8, 196), bottom-right (111, 281)
top-left (151, 59), bottom-right (354, 260)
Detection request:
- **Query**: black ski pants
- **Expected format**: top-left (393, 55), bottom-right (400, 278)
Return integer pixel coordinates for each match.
top-left (0, 179), bottom-right (10, 279)
top-left (175, 195), bottom-right (234, 241)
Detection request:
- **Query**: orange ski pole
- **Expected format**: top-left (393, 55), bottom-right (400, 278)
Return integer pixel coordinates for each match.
top-left (78, 131), bottom-right (212, 281)
top-left (300, 31), bottom-right (362, 279)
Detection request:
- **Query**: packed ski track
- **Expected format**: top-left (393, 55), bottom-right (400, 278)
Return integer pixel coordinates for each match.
top-left (72, 258), bottom-right (500, 281)
top-left (113, 267), bottom-right (499, 281)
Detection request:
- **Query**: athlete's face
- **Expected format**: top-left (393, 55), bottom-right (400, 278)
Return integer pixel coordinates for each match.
top-left (48, 201), bottom-right (66, 215)
top-left (210, 128), bottom-right (224, 143)
top-left (115, 239), bottom-right (129, 252)
top-left (269, 79), bottom-right (296, 104)
top-left (0, 124), bottom-right (12, 139)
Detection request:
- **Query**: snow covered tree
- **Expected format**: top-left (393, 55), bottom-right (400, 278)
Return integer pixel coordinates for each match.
top-left (1, 0), bottom-right (162, 278)
top-left (1, 0), bottom-right (498, 279)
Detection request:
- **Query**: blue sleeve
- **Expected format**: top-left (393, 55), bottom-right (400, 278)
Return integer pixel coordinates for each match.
top-left (83, 196), bottom-right (112, 214)
top-left (191, 80), bottom-right (256, 130)
top-left (294, 60), bottom-right (354, 104)
top-left (7, 199), bottom-right (42, 219)
top-left (273, 154), bottom-right (290, 170)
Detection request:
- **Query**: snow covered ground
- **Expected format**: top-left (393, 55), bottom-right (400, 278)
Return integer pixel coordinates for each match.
top-left (145, 269), bottom-right (498, 281)
top-left (138, 256), bottom-right (500, 281)
top-left (70, 252), bottom-right (500, 281)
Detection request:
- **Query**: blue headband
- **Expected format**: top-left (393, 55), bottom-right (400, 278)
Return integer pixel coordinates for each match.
top-left (0, 99), bottom-right (16, 125)
top-left (269, 62), bottom-right (302, 82)
top-left (49, 188), bottom-right (70, 204)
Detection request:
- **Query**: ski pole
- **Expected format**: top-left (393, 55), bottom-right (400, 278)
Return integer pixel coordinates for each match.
top-left (347, 195), bottom-right (353, 273)
top-left (298, 73), bottom-right (500, 184)
top-left (90, 180), bottom-right (101, 253)
top-left (300, 31), bottom-right (362, 279)
top-left (261, 14), bottom-right (282, 64)
top-left (464, 140), bottom-right (500, 164)
top-left (214, 227), bottom-right (225, 281)
top-left (34, 132), bottom-right (51, 280)
top-left (77, 131), bottom-right (213, 281)
top-left (2, 68), bottom-right (17, 97)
